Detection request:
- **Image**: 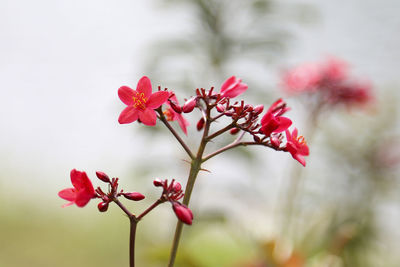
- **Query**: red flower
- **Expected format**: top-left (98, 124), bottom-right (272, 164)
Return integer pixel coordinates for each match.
top-left (260, 99), bottom-right (292, 137)
top-left (118, 76), bottom-right (169, 126)
top-left (58, 169), bottom-right (96, 207)
top-left (164, 93), bottom-right (189, 135)
top-left (220, 76), bottom-right (248, 99)
top-left (285, 128), bottom-right (309, 167)
top-left (172, 202), bottom-right (193, 225)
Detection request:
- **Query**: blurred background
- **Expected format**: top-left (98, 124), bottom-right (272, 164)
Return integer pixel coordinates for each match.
top-left (1, 0), bottom-right (399, 266)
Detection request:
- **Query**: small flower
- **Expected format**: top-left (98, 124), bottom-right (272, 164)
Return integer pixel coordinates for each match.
top-left (172, 202), bottom-right (193, 225)
top-left (58, 169), bottom-right (96, 207)
top-left (285, 128), bottom-right (309, 167)
top-left (220, 76), bottom-right (248, 99)
top-left (260, 99), bottom-right (292, 137)
top-left (118, 76), bottom-right (169, 126)
top-left (164, 93), bottom-right (189, 135)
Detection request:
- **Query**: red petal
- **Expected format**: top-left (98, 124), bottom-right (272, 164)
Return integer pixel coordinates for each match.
top-left (220, 76), bottom-right (237, 92)
top-left (138, 108), bottom-right (157, 126)
top-left (260, 111), bottom-right (272, 126)
top-left (292, 128), bottom-right (298, 139)
top-left (176, 113), bottom-right (189, 135)
top-left (70, 169), bottom-right (85, 189)
top-left (136, 76), bottom-right (152, 99)
top-left (118, 106), bottom-right (139, 124)
top-left (298, 144), bottom-right (309, 156)
top-left (221, 83), bottom-right (248, 98)
top-left (294, 154), bottom-right (306, 167)
top-left (75, 190), bottom-right (93, 207)
top-left (118, 86), bottom-right (134, 105)
top-left (273, 117), bottom-right (292, 133)
top-left (70, 169), bottom-right (95, 195)
top-left (146, 91), bottom-right (169, 109)
top-left (58, 188), bottom-right (76, 201)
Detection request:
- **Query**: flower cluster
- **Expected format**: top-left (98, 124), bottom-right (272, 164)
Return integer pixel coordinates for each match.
top-left (58, 170), bottom-right (192, 224)
top-left (116, 75), bottom-right (308, 166)
top-left (282, 57), bottom-right (373, 107)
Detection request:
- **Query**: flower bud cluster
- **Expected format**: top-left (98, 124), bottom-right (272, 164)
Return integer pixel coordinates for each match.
top-left (95, 171), bottom-right (145, 212)
top-left (153, 178), bottom-right (193, 225)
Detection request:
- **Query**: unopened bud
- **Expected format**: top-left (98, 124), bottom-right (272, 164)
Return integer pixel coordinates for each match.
top-left (182, 97), bottom-right (197, 113)
top-left (172, 202), bottom-right (193, 225)
top-left (254, 105), bottom-right (264, 115)
top-left (196, 117), bottom-right (205, 131)
top-left (270, 136), bottom-right (280, 148)
top-left (96, 171), bottom-right (110, 183)
top-left (98, 202), bottom-right (109, 212)
top-left (244, 104), bottom-right (253, 112)
top-left (253, 135), bottom-right (261, 143)
top-left (172, 181), bottom-right (182, 192)
top-left (153, 179), bottom-right (164, 187)
top-left (230, 128), bottom-right (240, 135)
top-left (216, 104), bottom-right (225, 113)
top-left (169, 100), bottom-right (182, 114)
top-left (123, 192), bottom-right (145, 201)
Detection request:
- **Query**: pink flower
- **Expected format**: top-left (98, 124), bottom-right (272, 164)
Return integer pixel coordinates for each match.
top-left (323, 57), bottom-right (348, 83)
top-left (260, 99), bottom-right (292, 137)
top-left (118, 76), bottom-right (169, 126)
top-left (58, 169), bottom-right (96, 207)
top-left (164, 93), bottom-right (189, 135)
top-left (220, 76), bottom-right (248, 99)
top-left (172, 202), bottom-right (193, 225)
top-left (282, 63), bottom-right (322, 94)
top-left (285, 128), bottom-right (309, 167)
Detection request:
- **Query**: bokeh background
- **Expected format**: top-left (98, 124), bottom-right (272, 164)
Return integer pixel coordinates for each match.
top-left (1, 0), bottom-right (399, 266)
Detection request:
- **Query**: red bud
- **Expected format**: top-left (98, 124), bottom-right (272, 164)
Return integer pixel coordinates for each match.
top-left (182, 97), bottom-right (196, 113)
top-left (230, 128), bottom-right (240, 135)
top-left (172, 202), bottom-right (193, 225)
top-left (254, 105), bottom-right (264, 115)
top-left (98, 202), bottom-right (109, 212)
top-left (153, 179), bottom-right (164, 187)
top-left (216, 104), bottom-right (225, 113)
top-left (169, 100), bottom-right (182, 114)
top-left (123, 192), bottom-right (145, 201)
top-left (270, 136), bottom-right (281, 148)
top-left (96, 171), bottom-right (110, 183)
top-left (172, 181), bottom-right (182, 192)
top-left (196, 117), bottom-right (205, 131)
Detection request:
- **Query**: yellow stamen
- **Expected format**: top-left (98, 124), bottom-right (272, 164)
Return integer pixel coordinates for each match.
top-left (133, 92), bottom-right (147, 110)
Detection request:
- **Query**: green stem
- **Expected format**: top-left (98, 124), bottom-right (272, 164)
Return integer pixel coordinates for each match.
top-left (167, 104), bottom-right (212, 267)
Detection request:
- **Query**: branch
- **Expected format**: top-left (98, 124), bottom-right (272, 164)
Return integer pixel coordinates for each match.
top-left (202, 141), bottom-right (259, 162)
top-left (157, 109), bottom-right (195, 159)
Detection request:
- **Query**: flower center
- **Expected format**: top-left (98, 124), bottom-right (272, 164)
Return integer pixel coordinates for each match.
top-left (133, 92), bottom-right (147, 110)
top-left (163, 108), bottom-right (174, 121)
top-left (297, 135), bottom-right (307, 145)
